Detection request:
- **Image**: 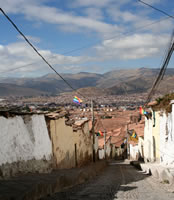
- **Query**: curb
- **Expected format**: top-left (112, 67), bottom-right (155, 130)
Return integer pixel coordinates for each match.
top-left (140, 163), bottom-right (174, 184)
top-left (130, 161), bottom-right (142, 170)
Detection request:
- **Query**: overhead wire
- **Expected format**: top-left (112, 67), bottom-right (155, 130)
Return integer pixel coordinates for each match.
top-left (1, 5), bottom-right (174, 104)
top-left (0, 8), bottom-right (86, 100)
top-left (137, 0), bottom-right (174, 19)
top-left (3, 5), bottom-right (174, 158)
top-left (137, 0), bottom-right (174, 105)
top-left (0, 14), bottom-right (173, 76)
top-left (0, 55), bottom-right (58, 75)
top-left (145, 29), bottom-right (174, 105)
top-left (0, 7), bottom-right (172, 106)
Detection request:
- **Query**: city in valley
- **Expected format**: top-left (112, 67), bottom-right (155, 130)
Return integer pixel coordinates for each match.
top-left (1, 89), bottom-right (174, 200)
top-left (0, 0), bottom-right (174, 199)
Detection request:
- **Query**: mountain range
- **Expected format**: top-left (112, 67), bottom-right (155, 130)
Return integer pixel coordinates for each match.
top-left (0, 68), bottom-right (174, 97)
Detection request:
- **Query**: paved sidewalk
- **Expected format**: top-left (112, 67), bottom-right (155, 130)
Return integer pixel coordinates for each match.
top-left (0, 161), bottom-right (106, 200)
top-left (131, 161), bottom-right (174, 184)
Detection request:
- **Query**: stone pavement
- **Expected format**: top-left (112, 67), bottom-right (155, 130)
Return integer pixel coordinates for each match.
top-left (0, 161), bottom-right (106, 200)
top-left (41, 160), bottom-right (174, 200)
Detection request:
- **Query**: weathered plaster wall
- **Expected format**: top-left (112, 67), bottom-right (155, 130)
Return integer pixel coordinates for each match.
top-left (144, 111), bottom-right (160, 162)
top-left (138, 137), bottom-right (144, 159)
top-left (144, 104), bottom-right (174, 165)
top-left (160, 105), bottom-right (174, 165)
top-left (144, 116), bottom-right (153, 162)
top-left (0, 115), bottom-right (53, 177)
top-left (111, 145), bottom-right (116, 159)
top-left (152, 111), bottom-right (160, 162)
top-left (98, 138), bottom-right (112, 160)
top-left (94, 134), bottom-right (98, 153)
top-left (106, 138), bottom-right (111, 159)
top-left (49, 118), bottom-right (93, 169)
top-left (94, 134), bottom-right (99, 160)
top-left (129, 144), bottom-right (138, 160)
top-left (99, 149), bottom-right (104, 160)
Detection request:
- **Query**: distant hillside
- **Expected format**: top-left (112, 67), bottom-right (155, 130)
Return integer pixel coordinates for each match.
top-left (0, 72), bottom-right (102, 95)
top-left (0, 68), bottom-right (174, 96)
top-left (0, 83), bottom-right (46, 97)
top-left (75, 87), bottom-right (109, 96)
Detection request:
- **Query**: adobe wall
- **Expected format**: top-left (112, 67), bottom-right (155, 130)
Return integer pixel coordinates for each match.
top-left (144, 104), bottom-right (174, 165)
top-left (144, 111), bottom-right (161, 162)
top-left (159, 104), bottom-right (174, 165)
top-left (144, 116), bottom-right (153, 162)
top-left (106, 138), bottom-right (112, 159)
top-left (98, 138), bottom-right (112, 160)
top-left (49, 117), bottom-right (93, 169)
top-left (0, 115), bottom-right (53, 178)
top-left (152, 111), bottom-right (160, 162)
top-left (138, 137), bottom-right (144, 159)
top-left (129, 144), bottom-right (138, 160)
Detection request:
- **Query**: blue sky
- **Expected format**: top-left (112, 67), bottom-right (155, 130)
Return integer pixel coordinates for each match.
top-left (0, 0), bottom-right (174, 77)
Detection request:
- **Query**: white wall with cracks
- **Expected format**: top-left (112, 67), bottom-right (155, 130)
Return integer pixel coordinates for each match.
top-left (0, 115), bottom-right (52, 171)
top-left (144, 103), bottom-right (174, 166)
top-left (160, 104), bottom-right (174, 165)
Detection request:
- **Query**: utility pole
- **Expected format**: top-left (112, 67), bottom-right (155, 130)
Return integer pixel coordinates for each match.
top-left (91, 99), bottom-right (95, 162)
top-left (104, 129), bottom-right (106, 159)
top-left (127, 123), bottom-right (130, 160)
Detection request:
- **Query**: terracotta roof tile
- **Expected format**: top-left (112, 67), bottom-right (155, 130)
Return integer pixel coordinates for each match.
top-left (128, 122), bottom-right (144, 137)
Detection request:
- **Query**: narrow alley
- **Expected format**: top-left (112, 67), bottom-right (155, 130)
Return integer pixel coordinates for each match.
top-left (41, 161), bottom-right (174, 200)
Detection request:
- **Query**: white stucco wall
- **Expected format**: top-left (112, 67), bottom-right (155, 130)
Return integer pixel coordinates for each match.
top-left (129, 144), bottom-right (138, 160)
top-left (138, 137), bottom-right (144, 158)
top-left (94, 134), bottom-right (98, 153)
top-left (160, 105), bottom-right (174, 165)
top-left (144, 104), bottom-right (174, 165)
top-left (98, 139), bottom-right (111, 160)
top-left (99, 149), bottom-right (104, 160)
top-left (144, 116), bottom-right (153, 162)
top-left (0, 115), bottom-right (52, 166)
top-left (106, 139), bottom-right (111, 158)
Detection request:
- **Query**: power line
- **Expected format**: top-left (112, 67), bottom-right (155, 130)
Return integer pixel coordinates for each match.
top-left (0, 8), bottom-right (86, 99)
top-left (137, 0), bottom-right (174, 19)
top-left (0, 62), bottom-right (41, 75)
top-left (1, 6), bottom-right (173, 103)
top-left (0, 14), bottom-right (172, 76)
top-left (145, 29), bottom-right (174, 105)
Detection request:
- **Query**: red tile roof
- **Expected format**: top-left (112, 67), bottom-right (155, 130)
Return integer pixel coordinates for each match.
top-left (128, 121), bottom-right (144, 137)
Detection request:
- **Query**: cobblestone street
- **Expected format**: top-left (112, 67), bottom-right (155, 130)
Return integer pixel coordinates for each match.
top-left (41, 161), bottom-right (174, 200)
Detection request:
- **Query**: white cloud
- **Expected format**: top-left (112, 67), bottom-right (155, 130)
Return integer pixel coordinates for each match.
top-left (0, 0), bottom-right (36, 13)
top-left (0, 0), bottom-right (173, 77)
top-left (141, 0), bottom-right (161, 4)
top-left (0, 0), bottom-right (121, 38)
top-left (107, 6), bottom-right (174, 34)
top-left (95, 33), bottom-right (170, 60)
top-left (0, 0), bottom-right (170, 41)
top-left (71, 0), bottom-right (113, 7)
top-left (0, 41), bottom-right (92, 76)
top-left (84, 7), bottom-right (104, 20)
top-left (71, 0), bottom-right (131, 8)
top-left (17, 35), bottom-right (41, 43)
top-left (23, 5), bottom-right (121, 37)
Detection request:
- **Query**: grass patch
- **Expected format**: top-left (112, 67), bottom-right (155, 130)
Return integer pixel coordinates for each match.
top-left (161, 179), bottom-right (170, 184)
top-left (152, 93), bottom-right (174, 114)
